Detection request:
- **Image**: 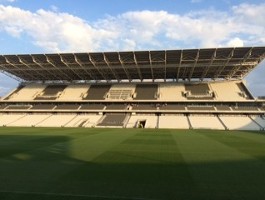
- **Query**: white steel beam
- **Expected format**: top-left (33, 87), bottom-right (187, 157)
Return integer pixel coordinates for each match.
top-left (73, 54), bottom-right (95, 80)
top-left (214, 48), bottom-right (235, 79)
top-left (45, 55), bottom-right (72, 80)
top-left (31, 55), bottom-right (60, 80)
top-left (148, 51), bottom-right (154, 81)
top-left (200, 48), bottom-right (217, 80)
top-left (176, 50), bottom-right (183, 81)
top-left (18, 56), bottom-right (47, 80)
top-left (118, 53), bottom-right (131, 81)
top-left (4, 56), bottom-right (35, 80)
top-left (59, 54), bottom-right (84, 80)
top-left (188, 49), bottom-right (200, 81)
top-left (103, 53), bottom-right (120, 81)
top-left (227, 47), bottom-right (254, 79)
top-left (133, 52), bottom-right (143, 81)
top-left (88, 53), bottom-right (108, 81)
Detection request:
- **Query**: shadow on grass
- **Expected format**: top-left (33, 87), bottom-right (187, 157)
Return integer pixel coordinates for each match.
top-left (0, 133), bottom-right (265, 200)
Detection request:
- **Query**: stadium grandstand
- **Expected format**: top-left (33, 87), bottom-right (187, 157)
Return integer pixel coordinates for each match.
top-left (0, 47), bottom-right (265, 130)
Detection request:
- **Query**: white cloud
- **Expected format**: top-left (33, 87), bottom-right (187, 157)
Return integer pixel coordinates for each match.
top-left (0, 4), bottom-right (265, 52)
top-left (232, 3), bottom-right (265, 26)
top-left (0, 6), bottom-right (118, 52)
top-left (226, 37), bottom-right (244, 47)
top-left (0, 3), bottom-right (265, 52)
top-left (0, 3), bottom-right (264, 95)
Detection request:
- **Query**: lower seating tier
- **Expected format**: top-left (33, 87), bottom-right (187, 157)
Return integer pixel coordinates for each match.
top-left (0, 113), bottom-right (264, 130)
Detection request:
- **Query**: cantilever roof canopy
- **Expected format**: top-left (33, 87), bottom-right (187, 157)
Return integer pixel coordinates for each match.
top-left (0, 47), bottom-right (265, 82)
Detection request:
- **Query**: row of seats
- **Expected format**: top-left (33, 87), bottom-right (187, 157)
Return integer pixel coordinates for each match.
top-left (3, 81), bottom-right (253, 101)
top-left (97, 114), bottom-right (128, 127)
top-left (0, 113), bottom-right (264, 130)
top-left (0, 104), bottom-right (262, 112)
top-left (0, 113), bottom-right (101, 128)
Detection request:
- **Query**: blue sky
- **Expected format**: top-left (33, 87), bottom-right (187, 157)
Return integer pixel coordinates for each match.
top-left (0, 0), bottom-right (264, 96)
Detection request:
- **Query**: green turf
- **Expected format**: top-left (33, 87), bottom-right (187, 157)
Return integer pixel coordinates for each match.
top-left (0, 127), bottom-right (265, 200)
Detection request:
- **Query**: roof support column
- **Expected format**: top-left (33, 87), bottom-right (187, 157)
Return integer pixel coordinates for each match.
top-left (118, 53), bottom-right (131, 81)
top-left (103, 53), bottom-right (120, 81)
top-left (188, 49), bottom-right (200, 81)
top-left (133, 52), bottom-right (143, 81)
top-left (227, 47), bottom-right (253, 79)
top-left (148, 51), bottom-right (154, 81)
top-left (88, 53), bottom-right (108, 81)
top-left (176, 50), bottom-right (183, 82)
top-left (214, 48), bottom-right (235, 79)
top-left (73, 54), bottom-right (95, 80)
top-left (201, 48), bottom-right (217, 81)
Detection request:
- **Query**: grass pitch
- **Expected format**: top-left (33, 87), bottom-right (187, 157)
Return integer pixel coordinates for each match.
top-left (0, 128), bottom-right (265, 200)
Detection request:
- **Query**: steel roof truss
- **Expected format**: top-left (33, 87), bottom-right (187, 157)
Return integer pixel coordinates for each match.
top-left (148, 51), bottom-right (154, 81)
top-left (18, 56), bottom-right (47, 81)
top-left (118, 53), bottom-right (131, 81)
top-left (103, 53), bottom-right (120, 81)
top-left (176, 50), bottom-right (183, 81)
top-left (88, 53), bottom-right (108, 81)
top-left (227, 47), bottom-right (254, 79)
top-left (59, 54), bottom-right (84, 80)
top-left (4, 56), bottom-right (35, 81)
top-left (201, 48), bottom-right (217, 80)
top-left (45, 55), bottom-right (72, 80)
top-left (73, 54), bottom-right (95, 80)
top-left (133, 52), bottom-right (143, 81)
top-left (214, 48), bottom-right (235, 79)
top-left (0, 47), bottom-right (264, 82)
top-left (31, 55), bottom-right (60, 80)
top-left (188, 49), bottom-right (200, 81)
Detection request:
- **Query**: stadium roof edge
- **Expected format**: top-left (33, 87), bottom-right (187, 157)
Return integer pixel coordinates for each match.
top-left (0, 46), bottom-right (265, 82)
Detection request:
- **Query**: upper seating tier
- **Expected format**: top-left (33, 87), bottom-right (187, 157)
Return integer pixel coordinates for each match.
top-left (1, 81), bottom-right (256, 102)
